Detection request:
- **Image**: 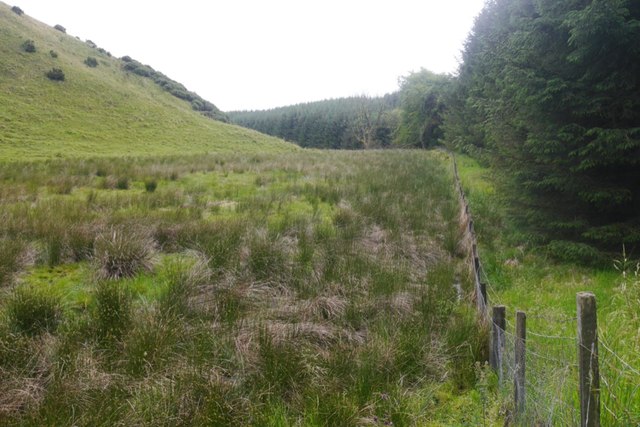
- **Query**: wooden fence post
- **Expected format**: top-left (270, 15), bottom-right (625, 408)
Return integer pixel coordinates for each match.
top-left (514, 310), bottom-right (526, 419)
top-left (479, 282), bottom-right (487, 310)
top-left (490, 305), bottom-right (506, 384)
top-left (577, 292), bottom-right (600, 427)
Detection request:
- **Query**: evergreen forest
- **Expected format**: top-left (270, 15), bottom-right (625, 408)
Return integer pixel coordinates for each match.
top-left (233, 0), bottom-right (640, 255)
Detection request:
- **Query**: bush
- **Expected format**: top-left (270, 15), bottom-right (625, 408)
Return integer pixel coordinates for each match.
top-left (21, 39), bottom-right (35, 53)
top-left (46, 68), bottom-right (65, 81)
top-left (93, 227), bottom-right (156, 280)
top-left (546, 240), bottom-right (608, 266)
top-left (144, 179), bottom-right (158, 193)
top-left (53, 24), bottom-right (66, 33)
top-left (49, 50), bottom-right (58, 58)
top-left (86, 40), bottom-right (96, 48)
top-left (7, 287), bottom-right (62, 336)
top-left (84, 56), bottom-right (98, 68)
top-left (121, 55), bottom-right (133, 62)
top-left (11, 6), bottom-right (24, 15)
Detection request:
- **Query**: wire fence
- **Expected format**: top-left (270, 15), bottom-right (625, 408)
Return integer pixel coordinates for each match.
top-left (451, 155), bottom-right (640, 426)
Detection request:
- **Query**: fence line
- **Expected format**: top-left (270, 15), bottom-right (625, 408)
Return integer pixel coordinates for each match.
top-left (450, 154), bottom-right (639, 426)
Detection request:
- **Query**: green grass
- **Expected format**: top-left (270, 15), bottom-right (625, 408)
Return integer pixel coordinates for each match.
top-left (0, 2), bottom-right (295, 160)
top-left (0, 149), bottom-right (491, 425)
top-left (456, 154), bottom-right (640, 426)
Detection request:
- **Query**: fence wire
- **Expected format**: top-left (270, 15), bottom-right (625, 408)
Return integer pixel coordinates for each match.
top-left (452, 154), bottom-right (640, 425)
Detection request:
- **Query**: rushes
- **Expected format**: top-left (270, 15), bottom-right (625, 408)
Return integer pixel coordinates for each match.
top-left (0, 150), bottom-right (481, 424)
top-left (0, 237), bottom-right (26, 287)
top-left (93, 227), bottom-right (156, 280)
top-left (7, 287), bottom-right (62, 336)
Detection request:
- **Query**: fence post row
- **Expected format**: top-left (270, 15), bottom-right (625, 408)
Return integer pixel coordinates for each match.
top-left (454, 157), bottom-right (602, 426)
top-left (577, 292), bottom-right (600, 427)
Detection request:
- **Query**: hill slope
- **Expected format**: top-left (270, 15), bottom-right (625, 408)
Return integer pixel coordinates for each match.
top-left (0, 3), bottom-right (295, 160)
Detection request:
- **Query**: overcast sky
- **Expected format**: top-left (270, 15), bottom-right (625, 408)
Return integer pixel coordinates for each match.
top-left (15, 0), bottom-right (486, 111)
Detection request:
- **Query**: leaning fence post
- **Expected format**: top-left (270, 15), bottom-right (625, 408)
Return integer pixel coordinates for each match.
top-left (577, 292), bottom-right (600, 427)
top-left (490, 305), bottom-right (506, 384)
top-left (514, 310), bottom-right (526, 419)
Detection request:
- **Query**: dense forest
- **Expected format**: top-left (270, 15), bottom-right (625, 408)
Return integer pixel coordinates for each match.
top-left (229, 95), bottom-right (400, 149)
top-left (445, 0), bottom-right (640, 254)
top-left (228, 74), bottom-right (451, 150)
top-left (231, 0), bottom-right (640, 254)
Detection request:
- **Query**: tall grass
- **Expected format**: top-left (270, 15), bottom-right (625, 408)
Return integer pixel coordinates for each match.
top-left (0, 150), bottom-right (486, 425)
top-left (456, 154), bottom-right (640, 425)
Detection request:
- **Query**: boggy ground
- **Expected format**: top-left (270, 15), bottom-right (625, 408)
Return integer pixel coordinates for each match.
top-left (0, 150), bottom-right (488, 426)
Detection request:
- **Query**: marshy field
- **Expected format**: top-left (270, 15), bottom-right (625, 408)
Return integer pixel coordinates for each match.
top-left (0, 150), bottom-right (486, 426)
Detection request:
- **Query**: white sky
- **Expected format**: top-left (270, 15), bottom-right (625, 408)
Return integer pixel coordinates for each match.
top-left (14, 0), bottom-right (486, 111)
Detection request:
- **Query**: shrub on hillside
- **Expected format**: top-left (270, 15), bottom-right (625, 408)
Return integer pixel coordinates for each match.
top-left (11, 6), bottom-right (24, 15)
top-left (84, 56), bottom-right (98, 68)
top-left (49, 50), bottom-right (58, 58)
top-left (122, 60), bottom-right (153, 77)
top-left (21, 39), bottom-right (35, 53)
top-left (53, 24), bottom-right (66, 33)
top-left (86, 40), bottom-right (96, 48)
top-left (93, 227), bottom-right (156, 280)
top-left (119, 56), bottom-right (228, 122)
top-left (45, 68), bottom-right (65, 81)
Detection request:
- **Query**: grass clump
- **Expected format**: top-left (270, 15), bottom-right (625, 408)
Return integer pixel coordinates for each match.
top-left (115, 177), bottom-right (129, 190)
top-left (92, 281), bottom-right (132, 342)
top-left (7, 287), bottom-right (62, 336)
top-left (0, 237), bottom-right (25, 287)
top-left (93, 227), bottom-right (156, 280)
top-left (144, 179), bottom-right (158, 193)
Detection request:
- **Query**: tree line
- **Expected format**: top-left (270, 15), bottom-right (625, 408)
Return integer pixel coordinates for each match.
top-left (229, 95), bottom-right (400, 149)
top-left (446, 0), bottom-right (640, 255)
top-left (229, 0), bottom-right (639, 254)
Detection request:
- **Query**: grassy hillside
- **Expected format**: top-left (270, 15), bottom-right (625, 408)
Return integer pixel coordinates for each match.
top-left (0, 2), bottom-right (294, 160)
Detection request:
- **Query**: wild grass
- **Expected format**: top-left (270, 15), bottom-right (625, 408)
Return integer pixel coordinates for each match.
top-left (0, 149), bottom-right (486, 425)
top-left (456, 154), bottom-right (640, 425)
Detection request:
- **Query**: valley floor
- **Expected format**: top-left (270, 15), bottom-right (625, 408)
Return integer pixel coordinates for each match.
top-left (0, 150), bottom-right (491, 426)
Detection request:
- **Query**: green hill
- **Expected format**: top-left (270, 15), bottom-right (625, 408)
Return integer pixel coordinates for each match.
top-left (0, 2), bottom-right (295, 160)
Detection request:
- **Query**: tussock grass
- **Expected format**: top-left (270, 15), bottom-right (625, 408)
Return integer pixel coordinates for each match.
top-left (0, 150), bottom-right (487, 425)
top-left (93, 227), bottom-right (156, 280)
